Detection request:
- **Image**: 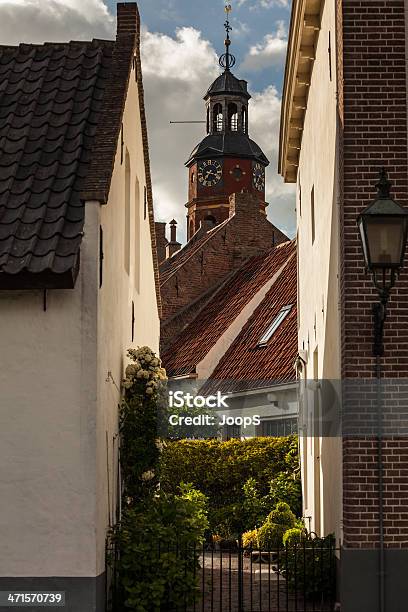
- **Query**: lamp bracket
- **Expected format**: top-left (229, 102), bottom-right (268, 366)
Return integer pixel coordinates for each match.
top-left (373, 302), bottom-right (387, 357)
top-left (372, 268), bottom-right (396, 303)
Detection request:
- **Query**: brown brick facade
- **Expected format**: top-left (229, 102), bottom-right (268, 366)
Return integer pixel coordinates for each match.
top-left (341, 0), bottom-right (408, 548)
top-left (160, 192), bottom-right (288, 348)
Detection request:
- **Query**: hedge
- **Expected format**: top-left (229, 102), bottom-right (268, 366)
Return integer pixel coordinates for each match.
top-left (161, 437), bottom-right (298, 533)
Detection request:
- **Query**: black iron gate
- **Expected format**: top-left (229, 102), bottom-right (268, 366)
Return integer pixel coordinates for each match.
top-left (107, 535), bottom-right (339, 612)
top-left (194, 536), bottom-right (338, 612)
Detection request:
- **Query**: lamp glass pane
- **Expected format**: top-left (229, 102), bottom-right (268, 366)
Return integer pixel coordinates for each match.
top-left (365, 217), bottom-right (405, 267)
top-left (358, 217), bottom-right (370, 268)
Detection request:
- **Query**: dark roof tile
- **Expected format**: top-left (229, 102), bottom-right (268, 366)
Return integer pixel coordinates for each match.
top-left (0, 39), bottom-right (114, 287)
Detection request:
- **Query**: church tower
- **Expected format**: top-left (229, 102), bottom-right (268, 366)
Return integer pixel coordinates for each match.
top-left (185, 4), bottom-right (269, 240)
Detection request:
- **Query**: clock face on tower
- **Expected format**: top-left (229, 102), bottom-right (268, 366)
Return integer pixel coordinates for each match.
top-left (253, 163), bottom-right (265, 191)
top-left (198, 160), bottom-right (223, 187)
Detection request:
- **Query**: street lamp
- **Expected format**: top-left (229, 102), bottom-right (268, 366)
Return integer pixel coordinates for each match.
top-left (357, 169), bottom-right (408, 356)
top-left (358, 169), bottom-right (408, 612)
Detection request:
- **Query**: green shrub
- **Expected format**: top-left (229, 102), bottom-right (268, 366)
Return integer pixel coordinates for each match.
top-left (209, 504), bottom-right (241, 538)
top-left (268, 471), bottom-right (302, 517)
top-left (267, 501), bottom-right (297, 527)
top-left (257, 502), bottom-right (297, 551)
top-left (282, 527), bottom-right (307, 547)
top-left (283, 531), bottom-right (336, 599)
top-left (111, 484), bottom-right (208, 611)
top-left (161, 437), bottom-right (299, 532)
top-left (257, 522), bottom-right (288, 550)
top-left (242, 477), bottom-right (267, 529)
top-left (242, 529), bottom-right (259, 549)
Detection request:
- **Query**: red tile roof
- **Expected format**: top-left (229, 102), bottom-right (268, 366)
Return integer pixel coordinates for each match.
top-left (202, 253), bottom-right (297, 393)
top-left (162, 240), bottom-right (295, 377)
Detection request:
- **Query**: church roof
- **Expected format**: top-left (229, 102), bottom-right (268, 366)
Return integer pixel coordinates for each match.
top-left (162, 240), bottom-right (295, 378)
top-left (186, 132), bottom-right (269, 166)
top-left (201, 252), bottom-right (297, 394)
top-left (204, 71), bottom-right (251, 100)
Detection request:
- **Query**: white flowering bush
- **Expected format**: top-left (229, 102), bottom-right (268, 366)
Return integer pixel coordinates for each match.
top-left (123, 346), bottom-right (167, 394)
top-left (120, 347), bottom-right (168, 504)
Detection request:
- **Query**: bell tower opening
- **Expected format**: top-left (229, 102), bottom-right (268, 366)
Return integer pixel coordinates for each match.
top-left (242, 106), bottom-right (247, 134)
top-left (213, 103), bottom-right (223, 133)
top-left (228, 103), bottom-right (238, 131)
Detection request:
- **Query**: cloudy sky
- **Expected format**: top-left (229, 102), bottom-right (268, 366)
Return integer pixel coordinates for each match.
top-left (0, 0), bottom-right (295, 240)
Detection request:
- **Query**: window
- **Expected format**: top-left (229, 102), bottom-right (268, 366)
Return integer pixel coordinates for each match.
top-left (99, 226), bottom-right (104, 289)
top-left (131, 301), bottom-right (135, 342)
top-left (224, 423), bottom-right (241, 439)
top-left (258, 417), bottom-right (298, 437)
top-left (241, 107), bottom-right (247, 133)
top-left (124, 151), bottom-right (131, 274)
top-left (328, 31), bottom-right (332, 82)
top-left (311, 186), bottom-right (315, 244)
top-left (298, 175), bottom-right (302, 217)
top-left (135, 177), bottom-right (140, 292)
top-left (204, 214), bottom-right (216, 226)
top-left (257, 305), bottom-right (293, 347)
top-left (228, 103), bottom-right (238, 131)
top-left (213, 103), bottom-right (223, 132)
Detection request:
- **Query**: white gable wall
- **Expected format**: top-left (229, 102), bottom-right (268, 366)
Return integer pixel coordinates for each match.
top-left (96, 59), bottom-right (160, 575)
top-left (0, 55), bottom-right (160, 589)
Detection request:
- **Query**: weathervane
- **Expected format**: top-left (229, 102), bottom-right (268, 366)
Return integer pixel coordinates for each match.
top-left (219, 3), bottom-right (236, 71)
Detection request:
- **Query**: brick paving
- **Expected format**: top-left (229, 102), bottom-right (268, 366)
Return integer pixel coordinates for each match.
top-left (190, 552), bottom-right (306, 612)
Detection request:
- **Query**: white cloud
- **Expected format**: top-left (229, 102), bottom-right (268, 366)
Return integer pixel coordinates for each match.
top-left (0, 1), bottom-right (295, 240)
top-left (240, 21), bottom-right (287, 71)
top-left (266, 0), bottom-right (288, 6)
top-left (255, 0), bottom-right (289, 8)
top-left (237, 0), bottom-right (289, 11)
top-left (141, 27), bottom-right (219, 239)
top-left (231, 18), bottom-right (250, 38)
top-left (249, 85), bottom-right (296, 237)
top-left (142, 26), bottom-right (295, 241)
top-left (0, 0), bottom-right (114, 43)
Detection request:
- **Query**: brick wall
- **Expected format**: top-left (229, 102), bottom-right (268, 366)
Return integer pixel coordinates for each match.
top-left (160, 192), bottom-right (287, 346)
top-left (155, 222), bottom-right (167, 264)
top-left (341, 0), bottom-right (408, 548)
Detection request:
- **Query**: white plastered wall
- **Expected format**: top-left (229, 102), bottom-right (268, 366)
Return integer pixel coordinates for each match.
top-left (296, 0), bottom-right (342, 541)
top-left (96, 59), bottom-right (160, 574)
top-left (0, 59), bottom-right (160, 580)
top-left (0, 204), bottom-right (99, 578)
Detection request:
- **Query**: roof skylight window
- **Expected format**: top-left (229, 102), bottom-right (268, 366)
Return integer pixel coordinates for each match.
top-left (257, 305), bottom-right (293, 347)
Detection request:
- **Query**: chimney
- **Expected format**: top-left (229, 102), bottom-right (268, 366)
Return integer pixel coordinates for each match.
top-left (170, 219), bottom-right (177, 243)
top-left (166, 219), bottom-right (181, 259)
top-left (229, 192), bottom-right (262, 219)
top-left (117, 3), bottom-right (139, 36)
top-left (155, 222), bottom-right (167, 264)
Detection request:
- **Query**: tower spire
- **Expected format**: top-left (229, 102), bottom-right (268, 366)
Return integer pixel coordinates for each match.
top-left (219, 3), bottom-right (236, 72)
